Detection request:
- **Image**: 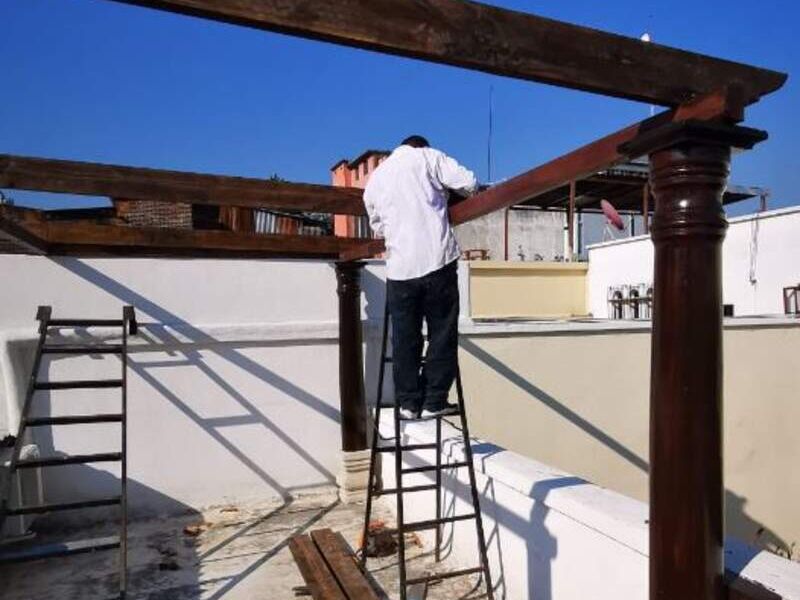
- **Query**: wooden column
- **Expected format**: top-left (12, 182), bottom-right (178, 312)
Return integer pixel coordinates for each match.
top-left (335, 261), bottom-right (368, 452)
top-left (623, 121), bottom-right (766, 600)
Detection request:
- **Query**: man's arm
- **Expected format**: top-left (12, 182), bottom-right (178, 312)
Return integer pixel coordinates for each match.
top-left (431, 150), bottom-right (479, 196)
top-left (362, 185), bottom-right (385, 238)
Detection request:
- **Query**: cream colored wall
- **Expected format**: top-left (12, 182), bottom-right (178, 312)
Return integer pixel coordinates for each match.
top-left (458, 322), bottom-right (800, 559)
top-left (469, 261), bottom-right (589, 319)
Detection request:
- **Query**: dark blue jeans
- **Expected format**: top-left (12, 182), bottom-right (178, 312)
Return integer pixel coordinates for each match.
top-left (387, 261), bottom-right (459, 413)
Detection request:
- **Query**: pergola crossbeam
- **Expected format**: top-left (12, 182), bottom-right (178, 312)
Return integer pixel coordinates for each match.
top-left (0, 205), bottom-right (370, 259)
top-left (0, 154), bottom-right (366, 216)
top-left (110, 0), bottom-right (785, 107)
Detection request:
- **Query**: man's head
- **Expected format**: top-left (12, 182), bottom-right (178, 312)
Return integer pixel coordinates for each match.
top-left (400, 135), bottom-right (430, 148)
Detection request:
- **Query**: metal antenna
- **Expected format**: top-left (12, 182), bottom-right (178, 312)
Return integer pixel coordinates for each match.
top-left (487, 85), bottom-right (494, 183)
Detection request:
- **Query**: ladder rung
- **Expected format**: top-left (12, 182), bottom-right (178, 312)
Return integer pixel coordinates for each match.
top-left (376, 443), bottom-right (437, 453)
top-left (373, 484), bottom-right (437, 496)
top-left (25, 414), bottom-right (123, 427)
top-left (34, 379), bottom-right (122, 390)
top-left (406, 566), bottom-right (484, 586)
top-left (0, 535), bottom-right (120, 564)
top-left (404, 513), bottom-right (477, 533)
top-left (47, 319), bottom-right (124, 328)
top-left (41, 345), bottom-right (123, 355)
top-left (401, 461), bottom-right (469, 475)
top-left (15, 452), bottom-right (122, 469)
top-left (6, 496), bottom-right (121, 516)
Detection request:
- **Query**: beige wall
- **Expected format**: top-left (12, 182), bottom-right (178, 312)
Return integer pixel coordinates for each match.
top-left (458, 322), bottom-right (800, 560)
top-left (469, 261), bottom-right (589, 319)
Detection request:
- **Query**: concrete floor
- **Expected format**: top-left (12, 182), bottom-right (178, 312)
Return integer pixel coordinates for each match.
top-left (0, 491), bottom-right (487, 599)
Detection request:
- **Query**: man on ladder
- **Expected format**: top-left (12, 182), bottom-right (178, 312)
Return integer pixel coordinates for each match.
top-left (363, 135), bottom-right (478, 420)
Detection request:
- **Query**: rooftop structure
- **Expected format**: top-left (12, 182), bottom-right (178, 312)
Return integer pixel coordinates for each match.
top-left (0, 1), bottom-right (796, 600)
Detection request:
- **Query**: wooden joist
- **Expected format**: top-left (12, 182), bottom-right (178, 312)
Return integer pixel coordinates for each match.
top-left (448, 88), bottom-right (747, 225)
top-left (341, 89), bottom-right (749, 260)
top-left (110, 0), bottom-right (786, 106)
top-left (0, 205), bottom-right (370, 259)
top-left (0, 154), bottom-right (366, 216)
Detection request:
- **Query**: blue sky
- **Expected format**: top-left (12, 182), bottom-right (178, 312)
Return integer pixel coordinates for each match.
top-left (1, 0), bottom-right (798, 215)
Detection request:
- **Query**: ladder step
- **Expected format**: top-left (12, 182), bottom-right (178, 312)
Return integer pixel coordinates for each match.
top-left (406, 566), bottom-right (484, 586)
top-left (404, 513), bottom-right (477, 533)
top-left (373, 484), bottom-right (437, 496)
top-left (34, 379), bottom-right (122, 390)
top-left (25, 414), bottom-right (123, 427)
top-left (6, 496), bottom-right (121, 516)
top-left (47, 319), bottom-right (124, 328)
top-left (41, 345), bottom-right (123, 355)
top-left (401, 461), bottom-right (470, 475)
top-left (0, 535), bottom-right (120, 564)
top-left (15, 452), bottom-right (122, 469)
top-left (376, 443), bottom-right (438, 453)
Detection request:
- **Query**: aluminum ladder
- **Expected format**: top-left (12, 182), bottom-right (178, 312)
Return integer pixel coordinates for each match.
top-left (0, 305), bottom-right (136, 599)
top-left (359, 302), bottom-right (494, 600)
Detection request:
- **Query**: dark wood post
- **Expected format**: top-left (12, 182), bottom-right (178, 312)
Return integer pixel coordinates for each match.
top-left (622, 121), bottom-right (766, 600)
top-left (335, 261), bottom-right (368, 452)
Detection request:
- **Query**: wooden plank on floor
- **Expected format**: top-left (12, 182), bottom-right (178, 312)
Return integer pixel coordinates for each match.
top-left (311, 529), bottom-right (380, 600)
top-left (289, 534), bottom-right (348, 600)
top-left (109, 0), bottom-right (786, 107)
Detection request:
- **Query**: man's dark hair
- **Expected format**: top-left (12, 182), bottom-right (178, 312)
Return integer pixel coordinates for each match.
top-left (401, 135), bottom-right (430, 148)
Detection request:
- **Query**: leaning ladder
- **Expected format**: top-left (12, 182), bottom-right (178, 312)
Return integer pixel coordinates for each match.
top-left (0, 305), bottom-right (137, 599)
top-left (359, 302), bottom-right (494, 600)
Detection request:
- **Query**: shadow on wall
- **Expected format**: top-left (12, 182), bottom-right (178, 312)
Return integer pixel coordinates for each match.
top-left (412, 435), bottom-right (583, 600)
top-left (6, 257), bottom-right (349, 517)
top-left (0, 462), bottom-right (340, 599)
top-left (457, 337), bottom-right (795, 564)
top-left (361, 267), bottom-right (390, 410)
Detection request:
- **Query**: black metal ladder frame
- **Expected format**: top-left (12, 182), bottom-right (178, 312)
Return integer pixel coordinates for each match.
top-left (359, 301), bottom-right (494, 600)
top-left (0, 305), bottom-right (137, 599)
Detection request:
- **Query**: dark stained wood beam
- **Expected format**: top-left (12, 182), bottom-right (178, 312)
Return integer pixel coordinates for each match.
top-left (0, 154), bottom-right (366, 215)
top-left (109, 0), bottom-right (786, 107)
top-left (448, 88), bottom-right (748, 225)
top-left (0, 205), bottom-right (371, 259)
top-left (342, 89), bottom-right (750, 261)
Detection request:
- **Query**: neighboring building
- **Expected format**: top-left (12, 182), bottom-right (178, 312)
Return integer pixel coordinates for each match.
top-left (330, 150), bottom-right (389, 238)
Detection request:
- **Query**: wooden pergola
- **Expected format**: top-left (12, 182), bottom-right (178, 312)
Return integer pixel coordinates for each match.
top-left (0, 2), bottom-right (787, 599)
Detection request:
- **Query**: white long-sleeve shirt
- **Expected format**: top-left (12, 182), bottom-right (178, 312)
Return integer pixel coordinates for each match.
top-left (363, 145), bottom-right (478, 281)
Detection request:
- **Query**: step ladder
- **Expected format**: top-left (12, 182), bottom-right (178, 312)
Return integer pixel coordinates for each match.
top-left (359, 302), bottom-right (494, 600)
top-left (0, 305), bottom-right (137, 599)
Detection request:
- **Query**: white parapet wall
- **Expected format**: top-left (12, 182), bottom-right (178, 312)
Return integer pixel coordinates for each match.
top-left (0, 255), bottom-right (387, 519)
top-left (588, 206), bottom-right (800, 318)
top-left (379, 415), bottom-right (800, 600)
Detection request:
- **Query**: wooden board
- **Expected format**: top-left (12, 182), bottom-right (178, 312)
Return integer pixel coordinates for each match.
top-left (110, 0), bottom-right (786, 106)
top-left (0, 205), bottom-right (371, 259)
top-left (311, 529), bottom-right (379, 600)
top-left (0, 154), bottom-right (366, 215)
top-left (289, 535), bottom-right (348, 600)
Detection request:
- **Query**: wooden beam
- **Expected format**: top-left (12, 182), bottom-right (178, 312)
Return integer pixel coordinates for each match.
top-left (0, 206), bottom-right (49, 254)
top-left (449, 88), bottom-right (747, 226)
top-left (110, 0), bottom-right (786, 107)
top-left (341, 89), bottom-right (747, 262)
top-left (0, 155), bottom-right (366, 215)
top-left (0, 207), bottom-right (370, 259)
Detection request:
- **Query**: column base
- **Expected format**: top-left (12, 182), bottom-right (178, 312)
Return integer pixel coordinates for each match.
top-left (336, 448), bottom-right (373, 504)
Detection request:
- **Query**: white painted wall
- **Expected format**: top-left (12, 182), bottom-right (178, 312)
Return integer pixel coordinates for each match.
top-left (0, 255), bottom-right (387, 518)
top-left (380, 416), bottom-right (800, 600)
top-left (588, 206), bottom-right (800, 318)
